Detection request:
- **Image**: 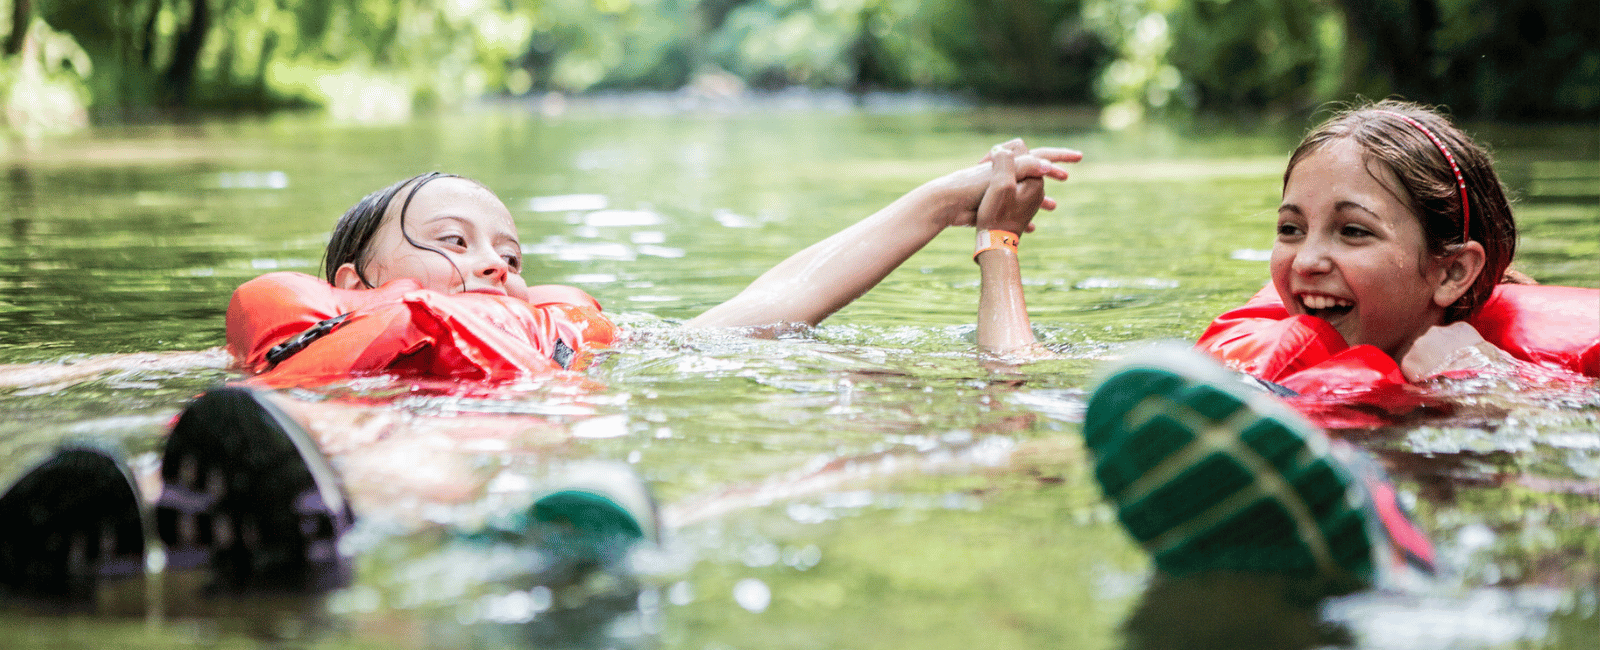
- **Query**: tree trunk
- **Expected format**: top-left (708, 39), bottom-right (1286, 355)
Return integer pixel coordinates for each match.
top-left (5, 0), bottom-right (30, 56)
top-left (166, 0), bottom-right (210, 106)
top-left (140, 0), bottom-right (162, 67)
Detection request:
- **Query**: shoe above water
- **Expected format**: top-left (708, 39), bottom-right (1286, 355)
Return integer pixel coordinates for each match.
top-left (1083, 345), bottom-right (1436, 591)
top-left (0, 442), bottom-right (153, 600)
top-left (155, 386), bottom-right (355, 593)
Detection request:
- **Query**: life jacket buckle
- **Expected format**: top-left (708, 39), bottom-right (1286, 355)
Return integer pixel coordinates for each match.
top-left (265, 313), bottom-right (351, 368)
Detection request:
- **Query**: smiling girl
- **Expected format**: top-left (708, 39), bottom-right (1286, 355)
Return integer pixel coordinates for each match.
top-left (1192, 100), bottom-right (1596, 397)
top-left (966, 100), bottom-right (1595, 591)
top-left (980, 100), bottom-right (1596, 410)
top-left (978, 100), bottom-right (1597, 393)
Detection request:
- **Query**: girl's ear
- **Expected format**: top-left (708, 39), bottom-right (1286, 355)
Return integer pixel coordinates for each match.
top-left (334, 263), bottom-right (366, 290)
top-left (1433, 241), bottom-right (1486, 308)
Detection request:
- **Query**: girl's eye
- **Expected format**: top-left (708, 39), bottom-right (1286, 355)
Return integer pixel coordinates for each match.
top-left (503, 254), bottom-right (521, 270)
top-left (441, 235), bottom-right (467, 247)
top-left (1276, 223), bottom-right (1303, 237)
top-left (1340, 225), bottom-right (1373, 238)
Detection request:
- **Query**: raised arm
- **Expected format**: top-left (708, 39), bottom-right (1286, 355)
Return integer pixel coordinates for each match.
top-left (975, 142), bottom-right (1052, 355)
top-left (688, 140), bottom-right (1080, 330)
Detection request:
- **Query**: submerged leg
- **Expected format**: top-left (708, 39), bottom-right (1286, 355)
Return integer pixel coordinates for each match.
top-left (155, 386), bottom-right (355, 592)
top-left (0, 442), bottom-right (152, 601)
top-left (1082, 346), bottom-right (1435, 591)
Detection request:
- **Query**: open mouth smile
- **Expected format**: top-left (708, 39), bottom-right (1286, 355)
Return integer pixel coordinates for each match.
top-left (1298, 293), bottom-right (1354, 320)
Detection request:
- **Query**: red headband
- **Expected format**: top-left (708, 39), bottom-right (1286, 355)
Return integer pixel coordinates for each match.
top-left (1375, 110), bottom-right (1470, 242)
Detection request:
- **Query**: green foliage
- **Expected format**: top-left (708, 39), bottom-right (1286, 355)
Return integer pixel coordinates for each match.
top-left (1082, 0), bottom-right (1180, 127)
top-left (527, 0), bottom-right (698, 92)
top-left (695, 0), bottom-right (1109, 99)
top-left (0, 0), bottom-right (1594, 123)
top-left (1087, 0), bottom-right (1600, 122)
top-left (0, 18), bottom-right (91, 137)
top-left (923, 0), bottom-right (1110, 101)
top-left (1417, 0), bottom-right (1598, 119)
top-left (1166, 0), bottom-right (1345, 110)
top-left (1085, 0), bottom-right (1344, 124)
top-left (704, 0), bottom-right (875, 89)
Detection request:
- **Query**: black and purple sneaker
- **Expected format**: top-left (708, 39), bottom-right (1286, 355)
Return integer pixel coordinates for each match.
top-left (0, 442), bottom-right (153, 601)
top-left (156, 386), bottom-right (355, 593)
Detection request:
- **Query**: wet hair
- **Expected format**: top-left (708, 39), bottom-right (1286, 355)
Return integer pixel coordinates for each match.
top-left (322, 171), bottom-right (463, 287)
top-left (1284, 99), bottom-right (1517, 322)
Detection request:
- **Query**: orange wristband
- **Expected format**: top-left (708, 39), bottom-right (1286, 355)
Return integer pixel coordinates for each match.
top-left (974, 229), bottom-right (1020, 262)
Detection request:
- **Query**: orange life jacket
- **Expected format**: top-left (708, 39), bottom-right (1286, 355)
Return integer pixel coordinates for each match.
top-left (1195, 283), bottom-right (1598, 426)
top-left (226, 272), bottom-right (617, 389)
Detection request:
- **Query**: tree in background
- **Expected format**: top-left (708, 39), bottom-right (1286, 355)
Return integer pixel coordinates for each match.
top-left (4, 0), bottom-right (26, 55)
top-left (1, 13), bottom-right (91, 136)
top-left (1166, 0), bottom-right (1345, 110)
top-left (1341, 0), bottom-right (1599, 119)
top-left (1087, 0), bottom-right (1598, 122)
top-left (0, 0), bottom-right (1594, 131)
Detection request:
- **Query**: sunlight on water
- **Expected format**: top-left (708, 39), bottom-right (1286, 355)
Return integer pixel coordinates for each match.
top-left (0, 105), bottom-right (1595, 649)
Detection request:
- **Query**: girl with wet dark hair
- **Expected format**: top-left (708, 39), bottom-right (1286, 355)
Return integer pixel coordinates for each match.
top-left (321, 171), bottom-right (463, 289)
top-left (1194, 99), bottom-right (1595, 392)
top-left (981, 99), bottom-right (1595, 394)
top-left (969, 100), bottom-right (1595, 595)
top-left (228, 144), bottom-right (1080, 387)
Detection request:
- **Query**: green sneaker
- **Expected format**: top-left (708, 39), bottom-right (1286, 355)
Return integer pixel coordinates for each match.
top-left (1083, 346), bottom-right (1435, 590)
top-left (479, 461), bottom-right (660, 574)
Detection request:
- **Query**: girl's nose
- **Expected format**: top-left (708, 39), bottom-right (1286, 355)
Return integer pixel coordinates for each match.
top-left (475, 253), bottom-right (509, 281)
top-left (1291, 236), bottom-right (1334, 275)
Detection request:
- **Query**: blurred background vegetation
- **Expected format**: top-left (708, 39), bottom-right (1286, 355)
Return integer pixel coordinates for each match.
top-left (0, 0), bottom-right (1595, 134)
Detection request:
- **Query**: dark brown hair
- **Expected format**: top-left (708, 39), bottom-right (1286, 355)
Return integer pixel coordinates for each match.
top-left (322, 172), bottom-right (463, 287)
top-left (1284, 99), bottom-right (1517, 322)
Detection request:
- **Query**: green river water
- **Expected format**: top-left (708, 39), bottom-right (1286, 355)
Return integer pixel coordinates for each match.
top-left (0, 98), bottom-right (1596, 649)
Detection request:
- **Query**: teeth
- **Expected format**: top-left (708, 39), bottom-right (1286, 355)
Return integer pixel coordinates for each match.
top-left (1302, 294), bottom-right (1353, 310)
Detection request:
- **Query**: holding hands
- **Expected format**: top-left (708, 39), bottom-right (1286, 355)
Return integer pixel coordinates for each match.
top-left (975, 139), bottom-right (1057, 237)
top-left (688, 137), bottom-right (1078, 332)
top-left (929, 138), bottom-right (1082, 230)
top-left (971, 138), bottom-right (1080, 356)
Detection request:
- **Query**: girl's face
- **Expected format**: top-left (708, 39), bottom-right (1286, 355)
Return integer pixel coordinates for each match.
top-left (1272, 139), bottom-right (1452, 359)
top-left (335, 177), bottom-right (529, 300)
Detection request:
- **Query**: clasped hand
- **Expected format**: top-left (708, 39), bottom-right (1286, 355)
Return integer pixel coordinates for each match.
top-left (932, 138), bottom-right (1082, 231)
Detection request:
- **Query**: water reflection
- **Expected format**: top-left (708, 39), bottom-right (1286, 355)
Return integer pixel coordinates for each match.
top-left (2, 554), bottom-right (656, 650)
top-left (1121, 572), bottom-right (1354, 650)
top-left (0, 108), bottom-right (1594, 648)
top-left (350, 536), bottom-right (664, 650)
top-left (1120, 571), bottom-right (1580, 650)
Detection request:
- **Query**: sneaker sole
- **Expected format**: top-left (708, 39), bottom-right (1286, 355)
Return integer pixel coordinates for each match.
top-left (156, 386), bottom-right (353, 591)
top-left (0, 443), bottom-right (151, 598)
top-left (1084, 347), bottom-right (1377, 584)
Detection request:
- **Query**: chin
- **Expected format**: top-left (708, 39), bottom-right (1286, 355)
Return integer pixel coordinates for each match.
top-left (1331, 325), bottom-right (1362, 348)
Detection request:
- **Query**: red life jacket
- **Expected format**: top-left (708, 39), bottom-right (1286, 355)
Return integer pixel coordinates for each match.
top-left (226, 272), bottom-right (617, 389)
top-left (1196, 283), bottom-right (1598, 426)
